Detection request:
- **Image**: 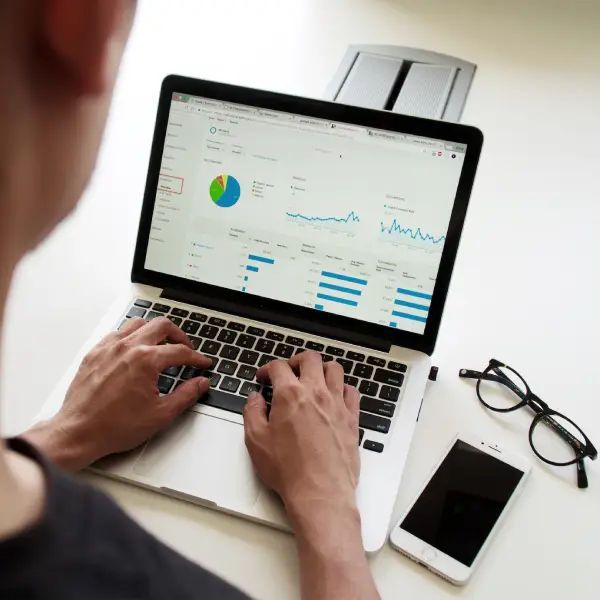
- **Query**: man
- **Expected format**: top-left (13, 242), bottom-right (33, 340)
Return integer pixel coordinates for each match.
top-left (0, 2), bottom-right (380, 599)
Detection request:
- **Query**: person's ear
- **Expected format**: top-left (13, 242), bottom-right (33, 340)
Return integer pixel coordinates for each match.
top-left (42, 0), bottom-right (131, 96)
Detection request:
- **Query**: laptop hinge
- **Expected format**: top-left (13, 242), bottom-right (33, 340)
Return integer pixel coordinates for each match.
top-left (161, 288), bottom-right (390, 353)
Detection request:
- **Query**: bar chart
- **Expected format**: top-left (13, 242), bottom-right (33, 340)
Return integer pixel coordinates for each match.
top-left (315, 271), bottom-right (368, 310)
top-left (243, 254), bottom-right (275, 292)
top-left (389, 287), bottom-right (432, 327)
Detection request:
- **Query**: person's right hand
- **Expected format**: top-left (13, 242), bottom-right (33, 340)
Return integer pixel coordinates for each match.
top-left (243, 351), bottom-right (361, 520)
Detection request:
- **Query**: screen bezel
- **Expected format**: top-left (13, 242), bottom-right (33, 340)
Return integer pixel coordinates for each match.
top-left (131, 75), bottom-right (483, 355)
top-left (391, 434), bottom-right (529, 583)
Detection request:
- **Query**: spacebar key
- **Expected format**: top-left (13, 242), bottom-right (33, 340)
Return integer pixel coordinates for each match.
top-left (198, 389), bottom-right (246, 415)
top-left (359, 411), bottom-right (391, 434)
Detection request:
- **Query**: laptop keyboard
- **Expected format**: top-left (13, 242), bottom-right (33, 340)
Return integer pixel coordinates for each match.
top-left (122, 299), bottom-right (409, 454)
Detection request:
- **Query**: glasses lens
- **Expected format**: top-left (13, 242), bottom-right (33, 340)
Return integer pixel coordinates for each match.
top-left (477, 365), bottom-right (527, 410)
top-left (531, 413), bottom-right (586, 465)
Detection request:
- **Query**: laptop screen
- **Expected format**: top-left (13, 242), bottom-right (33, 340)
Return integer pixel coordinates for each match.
top-left (144, 93), bottom-right (467, 336)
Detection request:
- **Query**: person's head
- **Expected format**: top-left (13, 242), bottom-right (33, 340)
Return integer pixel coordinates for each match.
top-left (0, 0), bottom-right (136, 269)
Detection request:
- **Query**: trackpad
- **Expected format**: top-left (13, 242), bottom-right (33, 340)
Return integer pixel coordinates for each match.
top-left (134, 412), bottom-right (260, 509)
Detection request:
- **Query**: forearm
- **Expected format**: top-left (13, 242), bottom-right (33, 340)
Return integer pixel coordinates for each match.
top-left (21, 416), bottom-right (96, 472)
top-left (289, 500), bottom-right (380, 600)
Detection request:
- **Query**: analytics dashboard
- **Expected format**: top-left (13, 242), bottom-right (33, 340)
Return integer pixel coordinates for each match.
top-left (144, 93), bottom-right (467, 335)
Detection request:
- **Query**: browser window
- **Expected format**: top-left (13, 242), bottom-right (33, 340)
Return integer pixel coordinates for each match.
top-left (145, 94), bottom-right (466, 335)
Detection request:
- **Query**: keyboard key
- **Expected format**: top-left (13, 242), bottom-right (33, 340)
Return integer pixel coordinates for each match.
top-left (256, 339), bottom-right (275, 353)
top-left (227, 321), bottom-right (245, 331)
top-left (217, 360), bottom-right (237, 376)
top-left (361, 397), bottom-right (396, 418)
top-left (217, 329), bottom-right (237, 344)
top-left (239, 350), bottom-right (259, 365)
top-left (171, 308), bottom-right (189, 318)
top-left (258, 355), bottom-right (277, 368)
top-left (388, 361), bottom-right (407, 373)
top-left (359, 412), bottom-right (391, 434)
top-left (199, 388), bottom-right (245, 414)
top-left (166, 315), bottom-right (182, 327)
top-left (366, 356), bottom-right (386, 367)
top-left (359, 428), bottom-right (365, 445)
top-left (134, 299), bottom-right (152, 309)
top-left (364, 440), bottom-right (384, 453)
top-left (346, 351), bottom-right (365, 362)
top-left (326, 345), bottom-right (344, 357)
top-left (189, 336), bottom-right (201, 351)
top-left (295, 348), bottom-right (306, 355)
top-left (263, 387), bottom-right (273, 403)
top-left (162, 365), bottom-right (182, 377)
top-left (237, 364), bottom-right (257, 380)
top-left (236, 334), bottom-right (256, 349)
top-left (353, 363), bottom-right (374, 379)
top-left (380, 385), bottom-right (400, 402)
top-left (359, 381), bottom-right (379, 396)
top-left (266, 331), bottom-right (284, 342)
top-left (190, 312), bottom-right (207, 322)
top-left (240, 382), bottom-right (261, 397)
top-left (126, 306), bottom-right (146, 319)
top-left (146, 311), bottom-right (163, 320)
top-left (181, 366), bottom-right (202, 380)
top-left (152, 303), bottom-right (170, 313)
top-left (306, 341), bottom-right (324, 352)
top-left (322, 354), bottom-right (334, 362)
top-left (247, 326), bottom-right (265, 337)
top-left (219, 376), bottom-right (241, 394)
top-left (209, 317), bottom-right (227, 327)
top-left (204, 356), bottom-right (219, 370)
top-left (285, 335), bottom-right (304, 347)
top-left (182, 320), bottom-right (200, 335)
top-left (336, 358), bottom-right (353, 374)
top-left (274, 343), bottom-right (294, 359)
top-left (204, 371), bottom-right (221, 388)
top-left (157, 375), bottom-right (175, 394)
top-left (201, 340), bottom-right (221, 355)
top-left (344, 375), bottom-right (359, 387)
top-left (199, 325), bottom-right (219, 339)
top-left (374, 369), bottom-right (404, 387)
top-left (219, 345), bottom-right (240, 360)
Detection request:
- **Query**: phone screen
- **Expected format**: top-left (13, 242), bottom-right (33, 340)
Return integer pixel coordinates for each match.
top-left (400, 440), bottom-right (524, 567)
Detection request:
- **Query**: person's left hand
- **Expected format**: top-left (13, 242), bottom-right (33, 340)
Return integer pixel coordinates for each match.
top-left (23, 317), bottom-right (211, 471)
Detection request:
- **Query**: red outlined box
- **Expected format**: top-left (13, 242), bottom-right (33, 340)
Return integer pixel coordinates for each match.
top-left (158, 174), bottom-right (184, 194)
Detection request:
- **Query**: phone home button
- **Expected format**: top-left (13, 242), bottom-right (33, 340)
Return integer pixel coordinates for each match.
top-left (422, 548), bottom-right (437, 562)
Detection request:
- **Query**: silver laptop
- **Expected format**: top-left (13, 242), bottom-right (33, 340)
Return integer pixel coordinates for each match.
top-left (36, 76), bottom-right (482, 553)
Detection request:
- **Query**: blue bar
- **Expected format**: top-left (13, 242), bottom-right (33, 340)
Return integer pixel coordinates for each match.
top-left (390, 322), bottom-right (398, 328)
top-left (242, 286), bottom-right (246, 292)
top-left (394, 299), bottom-right (429, 312)
top-left (322, 271), bottom-right (368, 286)
top-left (315, 304), bottom-right (324, 311)
top-left (392, 310), bottom-right (428, 323)
top-left (248, 254), bottom-right (275, 264)
top-left (317, 293), bottom-right (358, 307)
top-left (246, 265), bottom-right (259, 272)
top-left (397, 287), bottom-right (432, 300)
top-left (244, 276), bottom-right (248, 281)
top-left (319, 282), bottom-right (362, 296)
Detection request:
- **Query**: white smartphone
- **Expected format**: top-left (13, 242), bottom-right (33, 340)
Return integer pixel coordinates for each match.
top-left (390, 433), bottom-right (530, 585)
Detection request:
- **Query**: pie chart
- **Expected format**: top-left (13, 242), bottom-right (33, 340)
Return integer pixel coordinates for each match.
top-left (209, 175), bottom-right (241, 208)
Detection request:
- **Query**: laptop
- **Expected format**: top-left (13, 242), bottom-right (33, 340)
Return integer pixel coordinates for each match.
top-left (35, 75), bottom-right (483, 553)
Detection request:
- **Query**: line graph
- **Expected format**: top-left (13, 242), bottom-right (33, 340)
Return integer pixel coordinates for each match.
top-left (286, 210), bottom-right (360, 224)
top-left (380, 219), bottom-right (446, 245)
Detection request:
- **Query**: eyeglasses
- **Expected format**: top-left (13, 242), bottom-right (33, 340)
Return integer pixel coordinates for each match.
top-left (459, 359), bottom-right (597, 489)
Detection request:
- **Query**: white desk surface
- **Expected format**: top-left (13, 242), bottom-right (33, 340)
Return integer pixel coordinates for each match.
top-left (2, 0), bottom-right (600, 598)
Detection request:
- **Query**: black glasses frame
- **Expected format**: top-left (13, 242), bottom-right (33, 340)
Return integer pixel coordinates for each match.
top-left (459, 359), bottom-right (597, 489)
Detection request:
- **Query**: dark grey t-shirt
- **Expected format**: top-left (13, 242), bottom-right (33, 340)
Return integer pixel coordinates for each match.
top-left (0, 438), bottom-right (250, 600)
